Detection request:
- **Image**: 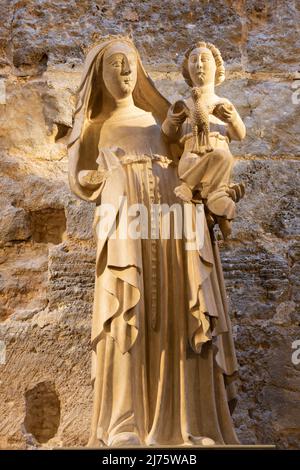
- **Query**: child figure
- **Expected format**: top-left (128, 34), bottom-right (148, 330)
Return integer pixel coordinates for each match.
top-left (162, 41), bottom-right (246, 238)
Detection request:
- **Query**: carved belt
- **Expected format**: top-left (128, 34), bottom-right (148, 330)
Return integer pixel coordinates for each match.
top-left (180, 131), bottom-right (229, 146)
top-left (120, 154), bottom-right (173, 168)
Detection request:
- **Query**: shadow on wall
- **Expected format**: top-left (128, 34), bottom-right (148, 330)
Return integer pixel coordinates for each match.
top-left (23, 381), bottom-right (60, 444)
top-left (30, 209), bottom-right (66, 244)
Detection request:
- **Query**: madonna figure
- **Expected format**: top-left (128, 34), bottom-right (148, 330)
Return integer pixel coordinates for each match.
top-left (68, 37), bottom-right (240, 447)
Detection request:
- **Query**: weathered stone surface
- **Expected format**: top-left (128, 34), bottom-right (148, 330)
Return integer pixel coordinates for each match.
top-left (231, 159), bottom-right (300, 240)
top-left (0, 243), bottom-right (48, 321)
top-left (0, 0), bottom-right (299, 450)
top-left (48, 242), bottom-right (96, 312)
top-left (0, 80), bottom-right (67, 159)
top-left (220, 240), bottom-right (300, 448)
top-left (0, 304), bottom-right (93, 448)
top-left (2, 1), bottom-right (299, 75)
top-left (244, 0), bottom-right (300, 74)
top-left (0, 204), bottom-right (32, 244)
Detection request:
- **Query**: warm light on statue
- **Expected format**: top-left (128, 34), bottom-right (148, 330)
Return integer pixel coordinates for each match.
top-left (68, 37), bottom-right (244, 448)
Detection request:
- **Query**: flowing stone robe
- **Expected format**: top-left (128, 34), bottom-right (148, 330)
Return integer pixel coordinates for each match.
top-left (68, 39), bottom-right (239, 446)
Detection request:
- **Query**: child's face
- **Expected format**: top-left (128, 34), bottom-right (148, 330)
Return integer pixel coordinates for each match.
top-left (188, 47), bottom-right (216, 87)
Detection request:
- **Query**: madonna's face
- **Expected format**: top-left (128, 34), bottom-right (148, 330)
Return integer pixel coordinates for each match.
top-left (102, 42), bottom-right (137, 100)
top-left (188, 46), bottom-right (216, 87)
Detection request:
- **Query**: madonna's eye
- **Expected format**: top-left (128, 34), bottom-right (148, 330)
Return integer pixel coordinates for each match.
top-left (112, 60), bottom-right (122, 67)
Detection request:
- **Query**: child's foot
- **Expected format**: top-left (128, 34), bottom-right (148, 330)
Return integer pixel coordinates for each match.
top-left (174, 183), bottom-right (193, 202)
top-left (227, 182), bottom-right (245, 202)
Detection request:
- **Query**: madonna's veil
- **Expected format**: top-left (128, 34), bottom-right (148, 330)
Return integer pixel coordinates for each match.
top-left (68, 38), bottom-right (170, 202)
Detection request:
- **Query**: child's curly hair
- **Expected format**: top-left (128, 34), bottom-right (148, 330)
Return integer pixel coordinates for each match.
top-left (182, 41), bottom-right (225, 87)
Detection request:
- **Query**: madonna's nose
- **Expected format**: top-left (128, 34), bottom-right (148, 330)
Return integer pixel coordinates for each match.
top-left (122, 59), bottom-right (131, 75)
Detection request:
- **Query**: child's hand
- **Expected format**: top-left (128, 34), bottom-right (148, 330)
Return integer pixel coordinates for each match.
top-left (214, 102), bottom-right (237, 123)
top-left (168, 100), bottom-right (188, 126)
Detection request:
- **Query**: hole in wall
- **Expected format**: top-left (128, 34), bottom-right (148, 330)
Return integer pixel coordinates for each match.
top-left (39, 53), bottom-right (48, 68)
top-left (23, 381), bottom-right (61, 443)
top-left (30, 208), bottom-right (66, 244)
top-left (54, 122), bottom-right (72, 141)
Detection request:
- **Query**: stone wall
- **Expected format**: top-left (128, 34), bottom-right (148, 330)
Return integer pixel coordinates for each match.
top-left (0, 0), bottom-right (299, 449)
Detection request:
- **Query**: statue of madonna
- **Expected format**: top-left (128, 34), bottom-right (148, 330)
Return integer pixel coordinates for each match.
top-left (68, 37), bottom-right (240, 447)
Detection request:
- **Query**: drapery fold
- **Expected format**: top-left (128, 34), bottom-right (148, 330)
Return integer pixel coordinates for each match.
top-left (88, 155), bottom-right (239, 446)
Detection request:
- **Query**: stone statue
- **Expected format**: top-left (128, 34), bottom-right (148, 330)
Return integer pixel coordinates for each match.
top-left (68, 37), bottom-right (242, 447)
top-left (164, 41), bottom-right (246, 239)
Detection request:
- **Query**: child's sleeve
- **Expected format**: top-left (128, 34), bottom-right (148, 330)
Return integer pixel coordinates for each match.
top-left (162, 102), bottom-right (187, 143)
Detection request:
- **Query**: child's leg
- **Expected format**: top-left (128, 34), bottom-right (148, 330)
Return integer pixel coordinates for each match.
top-left (178, 148), bottom-right (233, 192)
top-left (200, 148), bottom-right (234, 197)
top-left (174, 152), bottom-right (205, 202)
top-left (177, 149), bottom-right (236, 220)
top-left (178, 152), bottom-right (208, 189)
